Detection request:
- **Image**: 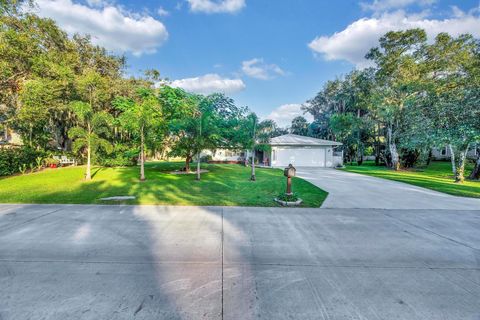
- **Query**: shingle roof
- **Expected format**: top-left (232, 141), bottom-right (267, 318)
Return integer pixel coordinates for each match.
top-left (269, 134), bottom-right (342, 146)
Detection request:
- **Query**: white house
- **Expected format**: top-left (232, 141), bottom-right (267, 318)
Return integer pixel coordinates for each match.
top-left (269, 134), bottom-right (343, 168)
top-left (431, 145), bottom-right (478, 160)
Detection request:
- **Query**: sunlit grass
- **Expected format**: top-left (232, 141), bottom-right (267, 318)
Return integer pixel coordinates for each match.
top-left (343, 161), bottom-right (480, 198)
top-left (0, 162), bottom-right (327, 207)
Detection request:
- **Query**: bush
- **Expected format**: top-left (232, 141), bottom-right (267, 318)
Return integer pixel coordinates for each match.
top-left (200, 155), bottom-right (212, 163)
top-left (276, 192), bottom-right (299, 202)
top-left (0, 147), bottom-right (44, 176)
top-left (98, 146), bottom-right (138, 167)
top-left (364, 146), bottom-right (374, 156)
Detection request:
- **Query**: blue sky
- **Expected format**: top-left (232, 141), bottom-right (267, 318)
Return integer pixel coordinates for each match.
top-left (34, 0), bottom-right (480, 126)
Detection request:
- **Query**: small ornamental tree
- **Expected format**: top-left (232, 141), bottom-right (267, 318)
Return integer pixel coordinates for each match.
top-left (159, 86), bottom-right (198, 172)
top-left (115, 88), bottom-right (163, 181)
top-left (68, 101), bottom-right (112, 180)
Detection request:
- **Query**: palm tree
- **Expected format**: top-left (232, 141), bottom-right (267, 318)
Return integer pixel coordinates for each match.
top-left (68, 101), bottom-right (112, 180)
top-left (116, 88), bottom-right (163, 181)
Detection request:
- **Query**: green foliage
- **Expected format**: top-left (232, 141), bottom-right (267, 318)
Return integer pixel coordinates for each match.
top-left (290, 116), bottom-right (309, 136)
top-left (18, 163), bottom-right (27, 174)
top-left (98, 145), bottom-right (138, 167)
top-left (35, 156), bottom-right (43, 170)
top-left (304, 28), bottom-right (480, 180)
top-left (0, 147), bottom-right (44, 176)
top-left (276, 192), bottom-right (299, 202)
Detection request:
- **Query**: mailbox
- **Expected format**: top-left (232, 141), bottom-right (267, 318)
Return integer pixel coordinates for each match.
top-left (284, 164), bottom-right (296, 178)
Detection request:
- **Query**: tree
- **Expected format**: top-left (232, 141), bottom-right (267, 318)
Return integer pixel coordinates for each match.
top-left (366, 28), bottom-right (427, 170)
top-left (68, 101), bottom-right (112, 180)
top-left (17, 79), bottom-right (57, 148)
top-left (194, 93), bottom-right (245, 181)
top-left (115, 87), bottom-right (163, 181)
top-left (233, 112), bottom-right (259, 180)
top-left (290, 116), bottom-right (309, 136)
top-left (0, 8), bottom-right (72, 147)
top-left (469, 145), bottom-right (480, 180)
top-left (160, 86), bottom-right (199, 172)
top-left (68, 67), bottom-right (112, 180)
top-left (422, 33), bottom-right (480, 182)
top-left (0, 0), bottom-right (33, 16)
top-left (248, 113), bottom-right (258, 181)
top-left (303, 69), bottom-right (376, 165)
top-left (329, 113), bottom-right (359, 163)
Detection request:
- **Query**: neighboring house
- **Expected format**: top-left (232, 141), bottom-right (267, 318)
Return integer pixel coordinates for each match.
top-left (269, 134), bottom-right (343, 168)
top-left (432, 145), bottom-right (478, 160)
top-left (201, 149), bottom-right (250, 163)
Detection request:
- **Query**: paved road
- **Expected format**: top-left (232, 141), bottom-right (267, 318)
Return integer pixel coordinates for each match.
top-left (1, 204), bottom-right (479, 319)
top-left (296, 168), bottom-right (480, 209)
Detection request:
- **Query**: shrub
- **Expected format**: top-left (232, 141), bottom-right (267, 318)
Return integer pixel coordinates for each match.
top-left (98, 146), bottom-right (138, 167)
top-left (276, 192), bottom-right (299, 202)
top-left (0, 147), bottom-right (44, 176)
top-left (200, 155), bottom-right (212, 163)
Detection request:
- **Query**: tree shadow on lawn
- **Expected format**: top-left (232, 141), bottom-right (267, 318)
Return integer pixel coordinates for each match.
top-left (10, 163), bottom-right (326, 207)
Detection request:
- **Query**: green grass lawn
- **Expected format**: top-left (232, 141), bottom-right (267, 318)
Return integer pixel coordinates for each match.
top-left (343, 161), bottom-right (480, 198)
top-left (0, 162), bottom-right (327, 207)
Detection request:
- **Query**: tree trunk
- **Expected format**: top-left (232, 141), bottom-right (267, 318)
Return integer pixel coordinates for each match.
top-left (454, 148), bottom-right (468, 183)
top-left (250, 149), bottom-right (256, 181)
top-left (356, 109), bottom-right (363, 165)
top-left (448, 144), bottom-right (456, 175)
top-left (426, 150), bottom-right (432, 166)
top-left (29, 124), bottom-right (33, 147)
top-left (85, 143), bottom-right (91, 181)
top-left (196, 151), bottom-right (201, 181)
top-left (387, 126), bottom-right (399, 170)
top-left (468, 150), bottom-right (480, 180)
top-left (140, 125), bottom-right (145, 181)
top-left (250, 118), bottom-right (257, 181)
top-left (3, 123), bottom-right (8, 141)
top-left (185, 155), bottom-right (191, 173)
top-left (375, 124), bottom-right (380, 166)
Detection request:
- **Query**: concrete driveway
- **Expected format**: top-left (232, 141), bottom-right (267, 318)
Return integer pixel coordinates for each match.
top-left (1, 204), bottom-right (479, 319)
top-left (296, 168), bottom-right (480, 209)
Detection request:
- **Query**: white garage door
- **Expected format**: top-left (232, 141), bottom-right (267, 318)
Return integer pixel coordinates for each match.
top-left (275, 147), bottom-right (325, 167)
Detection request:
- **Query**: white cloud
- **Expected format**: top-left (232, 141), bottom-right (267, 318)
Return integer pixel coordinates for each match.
top-left (35, 0), bottom-right (168, 56)
top-left (157, 6), bottom-right (170, 16)
top-left (265, 104), bottom-right (313, 128)
top-left (360, 0), bottom-right (436, 12)
top-left (170, 74), bottom-right (246, 94)
top-left (241, 58), bottom-right (285, 80)
top-left (187, 0), bottom-right (245, 14)
top-left (308, 9), bottom-right (480, 68)
top-left (85, 0), bottom-right (106, 7)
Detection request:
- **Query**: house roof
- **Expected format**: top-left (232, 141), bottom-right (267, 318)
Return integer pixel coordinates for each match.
top-left (269, 134), bottom-right (342, 146)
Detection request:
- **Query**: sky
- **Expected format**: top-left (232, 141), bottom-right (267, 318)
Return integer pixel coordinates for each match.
top-left (32, 0), bottom-right (480, 127)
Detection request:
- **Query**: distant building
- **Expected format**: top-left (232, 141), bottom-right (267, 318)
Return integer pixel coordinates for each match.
top-left (269, 134), bottom-right (343, 168)
top-left (431, 145), bottom-right (478, 160)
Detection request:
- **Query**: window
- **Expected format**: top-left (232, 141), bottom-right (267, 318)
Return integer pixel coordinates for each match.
top-left (272, 150), bottom-right (276, 161)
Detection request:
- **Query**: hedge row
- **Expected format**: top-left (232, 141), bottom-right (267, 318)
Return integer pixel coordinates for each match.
top-left (0, 147), bottom-right (44, 176)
